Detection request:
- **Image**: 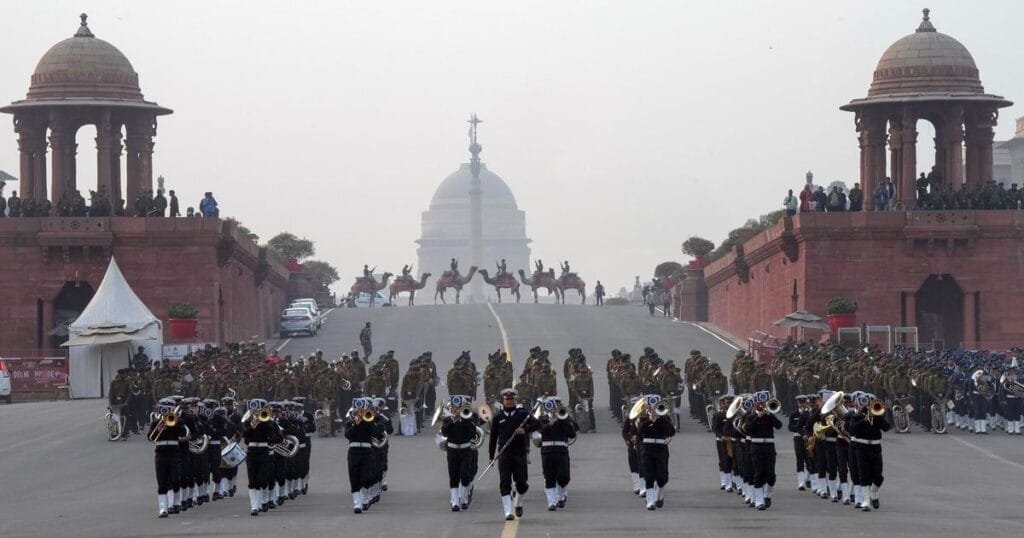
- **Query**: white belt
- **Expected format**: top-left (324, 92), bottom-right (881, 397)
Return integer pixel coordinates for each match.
top-left (749, 438), bottom-right (774, 444)
top-left (541, 441), bottom-right (568, 447)
top-left (447, 442), bottom-right (472, 449)
top-left (714, 437), bottom-right (721, 441)
top-left (851, 437), bottom-right (881, 445)
top-left (208, 441), bottom-right (221, 446)
top-left (155, 440), bottom-right (178, 446)
top-left (642, 438), bottom-right (669, 445)
top-left (299, 443), bottom-right (307, 448)
top-left (793, 433), bottom-right (802, 438)
top-left (305, 432), bottom-right (314, 437)
top-left (350, 442), bottom-right (372, 448)
top-left (825, 438), bottom-right (837, 442)
top-left (248, 442), bottom-right (269, 447)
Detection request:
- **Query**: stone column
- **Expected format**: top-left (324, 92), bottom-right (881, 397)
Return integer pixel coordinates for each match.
top-left (945, 119), bottom-right (964, 190)
top-left (32, 139), bottom-right (48, 202)
top-left (900, 111), bottom-right (917, 208)
top-left (858, 112), bottom-right (886, 211)
top-left (904, 291), bottom-right (916, 328)
top-left (15, 116), bottom-right (38, 199)
top-left (962, 291), bottom-right (976, 347)
top-left (125, 115), bottom-right (156, 206)
top-left (48, 117), bottom-right (74, 204)
top-left (95, 111), bottom-right (116, 197)
top-left (110, 126), bottom-right (123, 204)
top-left (889, 122), bottom-right (902, 190)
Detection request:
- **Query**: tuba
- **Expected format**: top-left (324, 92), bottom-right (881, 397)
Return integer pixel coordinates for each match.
top-left (189, 433), bottom-right (210, 455)
top-left (1001, 374), bottom-right (1024, 398)
top-left (271, 434), bottom-right (301, 457)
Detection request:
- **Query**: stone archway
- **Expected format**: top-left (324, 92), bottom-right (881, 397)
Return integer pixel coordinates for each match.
top-left (51, 281), bottom-right (95, 349)
top-left (915, 274), bottom-right (963, 350)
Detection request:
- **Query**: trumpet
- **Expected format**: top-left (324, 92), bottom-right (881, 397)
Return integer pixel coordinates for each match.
top-left (765, 398), bottom-right (782, 414)
top-left (555, 404), bottom-right (571, 420)
top-left (868, 399), bottom-right (886, 417)
top-left (253, 408), bottom-right (273, 428)
top-left (653, 401), bottom-right (671, 417)
top-left (357, 409), bottom-right (376, 423)
top-left (458, 405), bottom-right (474, 420)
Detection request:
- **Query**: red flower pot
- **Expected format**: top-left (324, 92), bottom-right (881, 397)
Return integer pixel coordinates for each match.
top-left (168, 318), bottom-right (198, 340)
top-left (826, 313), bottom-right (857, 333)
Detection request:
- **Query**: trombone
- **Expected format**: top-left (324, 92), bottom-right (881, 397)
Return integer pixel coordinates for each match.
top-left (148, 409), bottom-right (179, 442)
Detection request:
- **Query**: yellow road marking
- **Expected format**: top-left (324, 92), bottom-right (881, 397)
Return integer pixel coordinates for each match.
top-left (487, 303), bottom-right (518, 538)
top-left (487, 302), bottom-right (512, 361)
top-left (500, 518), bottom-right (519, 538)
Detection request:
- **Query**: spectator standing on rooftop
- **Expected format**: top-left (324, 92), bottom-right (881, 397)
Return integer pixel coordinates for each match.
top-left (873, 182), bottom-right (889, 211)
top-left (783, 189), bottom-right (798, 216)
top-left (799, 184), bottom-right (812, 213)
top-left (200, 192), bottom-right (218, 217)
top-left (168, 190), bottom-right (179, 217)
top-left (849, 183), bottom-right (864, 211)
top-left (812, 186), bottom-right (827, 212)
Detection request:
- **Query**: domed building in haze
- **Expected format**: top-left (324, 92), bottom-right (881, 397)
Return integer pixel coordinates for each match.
top-left (416, 162), bottom-right (531, 290)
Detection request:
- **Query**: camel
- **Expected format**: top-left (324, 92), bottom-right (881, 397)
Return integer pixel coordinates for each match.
top-left (478, 269), bottom-right (521, 303)
top-left (518, 269), bottom-right (562, 304)
top-left (558, 273), bottom-right (587, 305)
top-left (350, 272), bottom-right (393, 307)
top-left (434, 266), bottom-right (478, 304)
top-left (389, 273), bottom-right (432, 306)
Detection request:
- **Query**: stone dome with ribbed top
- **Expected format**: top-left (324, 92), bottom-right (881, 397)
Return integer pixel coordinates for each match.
top-left (26, 14), bottom-right (144, 102)
top-left (868, 9), bottom-right (983, 97)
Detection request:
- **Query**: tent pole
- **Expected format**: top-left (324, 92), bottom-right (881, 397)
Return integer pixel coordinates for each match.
top-left (99, 346), bottom-right (104, 399)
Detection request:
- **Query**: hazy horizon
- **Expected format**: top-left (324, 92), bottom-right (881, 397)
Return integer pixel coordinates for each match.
top-left (3, 1), bottom-right (1023, 297)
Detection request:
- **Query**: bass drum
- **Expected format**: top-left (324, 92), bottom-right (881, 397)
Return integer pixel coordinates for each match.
top-left (220, 441), bottom-right (247, 468)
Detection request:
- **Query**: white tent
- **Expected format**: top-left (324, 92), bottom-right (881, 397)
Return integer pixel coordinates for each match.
top-left (64, 257), bottom-right (163, 398)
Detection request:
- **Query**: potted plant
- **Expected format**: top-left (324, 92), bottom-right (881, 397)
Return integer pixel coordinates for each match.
top-left (167, 303), bottom-right (199, 340)
top-left (825, 297), bottom-right (858, 333)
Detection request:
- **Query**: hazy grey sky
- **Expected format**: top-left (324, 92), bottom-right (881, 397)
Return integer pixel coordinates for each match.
top-left (3, 1), bottom-right (1024, 295)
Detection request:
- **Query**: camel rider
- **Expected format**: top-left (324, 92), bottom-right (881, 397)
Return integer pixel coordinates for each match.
top-left (497, 259), bottom-right (507, 276)
top-left (363, 265), bottom-right (375, 280)
top-left (450, 258), bottom-right (459, 274)
top-left (401, 265), bottom-right (412, 281)
top-left (535, 260), bottom-right (544, 275)
top-left (561, 261), bottom-right (571, 276)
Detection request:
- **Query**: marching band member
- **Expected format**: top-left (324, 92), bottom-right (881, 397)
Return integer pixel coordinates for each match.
top-left (269, 402), bottom-right (289, 507)
top-left (802, 394), bottom-right (819, 493)
top-left (368, 397), bottom-right (393, 506)
top-left (1002, 360), bottom-right (1021, 434)
top-left (745, 392), bottom-right (781, 510)
top-left (345, 397), bottom-right (383, 514)
top-left (243, 399), bottom-right (283, 516)
top-left (850, 394), bottom-right (890, 511)
top-left (711, 395), bottom-right (734, 491)
top-left (848, 392), bottom-right (869, 507)
top-left (148, 398), bottom-right (187, 517)
top-left (440, 396), bottom-right (479, 511)
top-left (221, 395), bottom-right (242, 497)
top-left (788, 395), bottom-right (810, 491)
top-left (292, 397), bottom-right (316, 495)
top-left (537, 397), bottom-right (578, 511)
top-left (637, 395), bottom-right (675, 510)
top-left (834, 393), bottom-right (854, 504)
top-left (488, 388), bottom-right (540, 521)
top-left (621, 396), bottom-right (643, 496)
top-left (203, 399), bottom-right (230, 501)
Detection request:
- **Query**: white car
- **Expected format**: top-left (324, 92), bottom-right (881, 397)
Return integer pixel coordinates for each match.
top-left (289, 300), bottom-right (322, 329)
top-left (0, 359), bottom-right (12, 404)
top-left (280, 307), bottom-right (317, 337)
top-left (354, 291), bottom-right (390, 307)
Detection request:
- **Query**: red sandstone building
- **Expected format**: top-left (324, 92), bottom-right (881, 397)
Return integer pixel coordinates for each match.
top-left (0, 16), bottom-right (291, 354)
top-left (688, 11), bottom-right (1022, 350)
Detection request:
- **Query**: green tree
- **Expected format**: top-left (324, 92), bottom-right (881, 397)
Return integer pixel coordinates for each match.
top-left (654, 261), bottom-right (684, 278)
top-left (681, 236), bottom-right (715, 258)
top-left (225, 218), bottom-right (259, 243)
top-left (268, 232), bottom-right (315, 260)
top-left (303, 259), bottom-right (340, 287)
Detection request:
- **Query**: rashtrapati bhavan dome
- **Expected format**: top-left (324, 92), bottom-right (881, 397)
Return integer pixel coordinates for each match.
top-left (416, 161), bottom-right (531, 287)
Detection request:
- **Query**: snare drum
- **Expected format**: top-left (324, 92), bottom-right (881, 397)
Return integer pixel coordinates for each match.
top-left (220, 441), bottom-right (246, 468)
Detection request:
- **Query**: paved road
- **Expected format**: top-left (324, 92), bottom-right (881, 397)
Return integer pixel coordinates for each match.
top-left (1, 303), bottom-right (1022, 537)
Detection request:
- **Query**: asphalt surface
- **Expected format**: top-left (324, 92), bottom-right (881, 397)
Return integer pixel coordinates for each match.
top-left (1, 303), bottom-right (1022, 537)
